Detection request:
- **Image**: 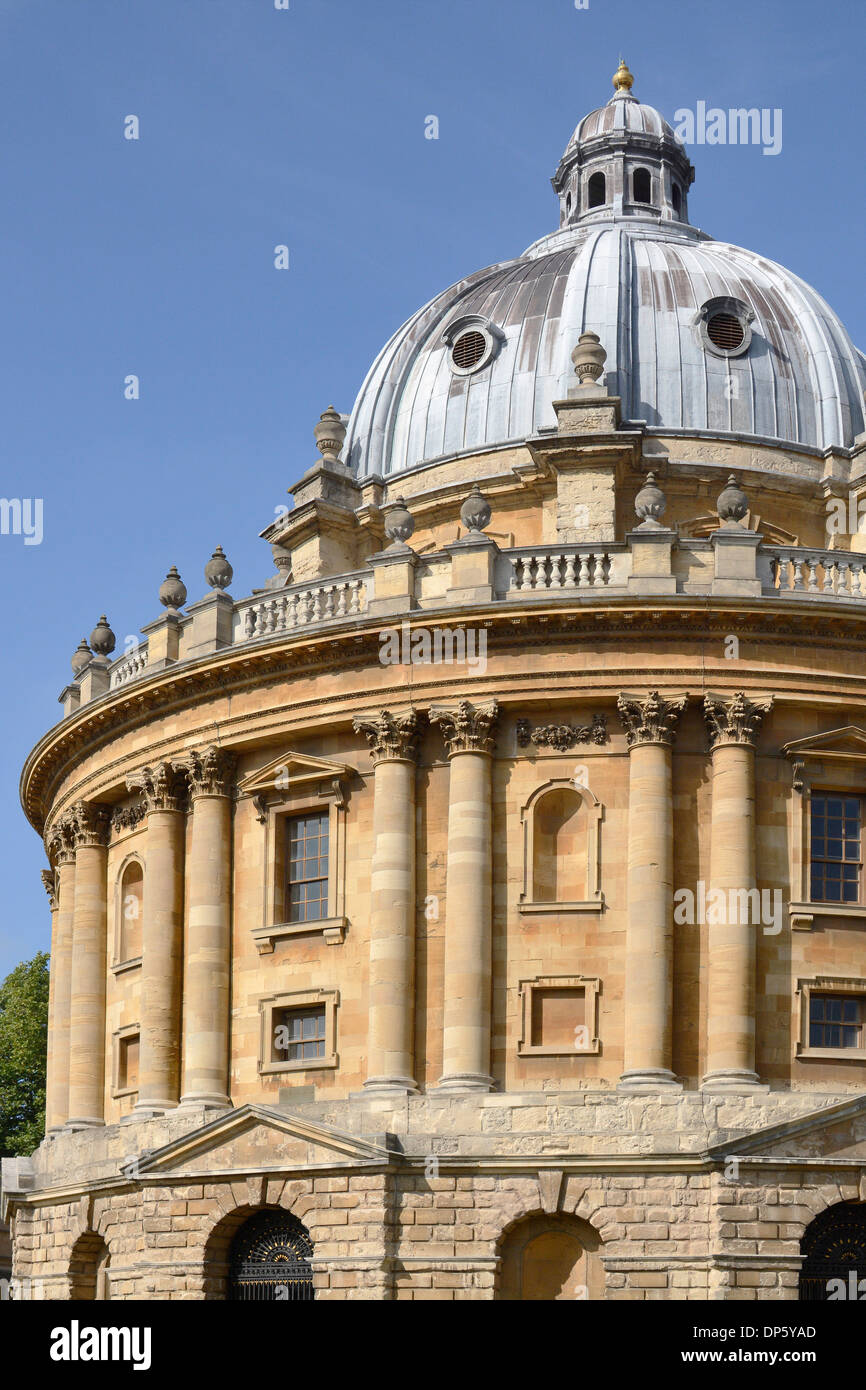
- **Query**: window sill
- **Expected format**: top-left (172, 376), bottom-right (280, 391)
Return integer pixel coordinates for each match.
top-left (789, 902), bottom-right (866, 931)
top-left (518, 897), bottom-right (604, 915)
top-left (111, 956), bottom-right (142, 975)
top-left (795, 1046), bottom-right (866, 1062)
top-left (253, 916), bottom-right (347, 954)
top-left (259, 1055), bottom-right (337, 1075)
top-left (518, 1041), bottom-right (600, 1057)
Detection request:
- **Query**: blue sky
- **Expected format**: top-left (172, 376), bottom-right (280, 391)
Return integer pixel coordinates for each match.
top-left (0, 0), bottom-right (862, 978)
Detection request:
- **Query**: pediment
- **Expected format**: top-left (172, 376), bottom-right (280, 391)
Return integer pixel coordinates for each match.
top-left (783, 727), bottom-right (866, 764)
top-left (121, 1105), bottom-right (395, 1178)
top-left (707, 1094), bottom-right (866, 1163)
top-left (237, 751), bottom-right (352, 800)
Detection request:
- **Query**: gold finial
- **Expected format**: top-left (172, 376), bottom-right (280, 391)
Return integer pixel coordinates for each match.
top-left (612, 58), bottom-right (634, 95)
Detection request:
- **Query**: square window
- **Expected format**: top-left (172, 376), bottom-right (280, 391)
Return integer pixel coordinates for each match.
top-left (807, 993), bottom-right (863, 1049)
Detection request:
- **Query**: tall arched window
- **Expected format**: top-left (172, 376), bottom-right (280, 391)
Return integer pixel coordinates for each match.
top-left (519, 780), bottom-right (604, 910)
top-left (587, 172), bottom-right (606, 208)
top-left (671, 183), bottom-right (682, 216)
top-left (633, 168), bottom-right (652, 204)
top-left (118, 860), bottom-right (143, 963)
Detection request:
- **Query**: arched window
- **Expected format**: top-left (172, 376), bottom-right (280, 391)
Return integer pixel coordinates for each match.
top-left (565, 192), bottom-right (572, 218)
top-left (587, 172), bottom-right (606, 208)
top-left (633, 168), bottom-right (652, 204)
top-left (497, 1214), bottom-right (603, 1300)
top-left (799, 1202), bottom-right (866, 1301)
top-left (117, 860), bottom-right (143, 963)
top-left (671, 183), bottom-right (682, 216)
top-left (519, 780), bottom-right (604, 910)
top-left (69, 1232), bottom-right (110, 1300)
top-left (228, 1209), bottom-right (314, 1302)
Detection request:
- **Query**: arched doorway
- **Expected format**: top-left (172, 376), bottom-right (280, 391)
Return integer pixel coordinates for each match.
top-left (799, 1202), bottom-right (866, 1301)
top-left (228, 1209), bottom-right (314, 1302)
top-left (497, 1214), bottom-right (603, 1301)
top-left (69, 1232), bottom-right (110, 1300)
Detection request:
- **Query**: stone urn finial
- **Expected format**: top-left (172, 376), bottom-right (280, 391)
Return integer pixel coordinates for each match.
top-left (314, 405), bottom-right (347, 465)
top-left (71, 638), bottom-right (91, 675)
top-left (572, 331), bottom-right (607, 387)
top-left (717, 474), bottom-right (749, 526)
top-left (89, 615), bottom-right (116, 659)
top-left (460, 484), bottom-right (492, 534)
top-left (270, 542), bottom-right (292, 584)
top-left (159, 565), bottom-right (187, 613)
top-left (384, 496), bottom-right (415, 547)
top-left (634, 471), bottom-right (667, 529)
top-left (205, 545), bottom-right (233, 591)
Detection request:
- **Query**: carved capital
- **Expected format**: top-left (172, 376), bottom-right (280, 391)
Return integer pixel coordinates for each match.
top-left (46, 813), bottom-right (77, 867)
top-left (704, 692), bottom-right (773, 750)
top-left (178, 745), bottom-right (237, 798)
top-left (68, 800), bottom-right (112, 849)
top-left (353, 709), bottom-right (421, 764)
top-left (126, 760), bottom-right (187, 813)
top-left (41, 868), bottom-right (57, 910)
top-left (617, 690), bottom-right (688, 747)
top-left (430, 699), bottom-right (500, 755)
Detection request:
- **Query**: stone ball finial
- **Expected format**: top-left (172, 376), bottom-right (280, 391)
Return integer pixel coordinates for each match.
top-left (71, 639), bottom-right (91, 675)
top-left (205, 545), bottom-right (233, 591)
top-left (717, 474), bottom-right (749, 525)
top-left (572, 331), bottom-right (607, 387)
top-left (634, 472), bottom-right (667, 528)
top-left (314, 405), bottom-right (347, 464)
top-left (159, 565), bottom-right (187, 612)
top-left (89, 615), bottom-right (116, 658)
top-left (384, 496), bottom-right (415, 546)
top-left (460, 484), bottom-right (492, 534)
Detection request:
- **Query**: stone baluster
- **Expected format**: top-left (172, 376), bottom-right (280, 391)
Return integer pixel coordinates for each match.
top-left (353, 709), bottom-right (422, 1094)
top-left (702, 693), bottom-right (773, 1091)
top-left (126, 761), bottom-right (187, 1117)
top-left (617, 691), bottom-right (688, 1089)
top-left (177, 746), bottom-right (237, 1110)
top-left (430, 700), bottom-right (500, 1093)
top-left (67, 801), bottom-right (111, 1127)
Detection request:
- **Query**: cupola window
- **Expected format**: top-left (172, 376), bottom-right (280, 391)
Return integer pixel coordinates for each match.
top-left (443, 314), bottom-right (504, 376)
top-left (633, 168), bottom-right (652, 204)
top-left (671, 184), bottom-right (682, 216)
top-left (587, 172), bottom-right (606, 208)
top-left (706, 313), bottom-right (745, 352)
top-left (696, 296), bottom-right (755, 358)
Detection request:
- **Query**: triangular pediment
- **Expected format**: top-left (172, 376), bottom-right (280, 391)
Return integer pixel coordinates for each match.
top-left (707, 1093), bottom-right (866, 1163)
top-left (120, 1105), bottom-right (395, 1178)
top-left (238, 751), bottom-right (352, 800)
top-left (783, 727), bottom-right (866, 764)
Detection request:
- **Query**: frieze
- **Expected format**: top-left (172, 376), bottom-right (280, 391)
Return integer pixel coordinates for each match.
top-left (516, 714), bottom-right (608, 751)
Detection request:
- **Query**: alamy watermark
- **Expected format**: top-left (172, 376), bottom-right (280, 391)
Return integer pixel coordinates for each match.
top-left (673, 103), bottom-right (782, 157)
top-left (379, 620), bottom-right (487, 674)
top-left (674, 881), bottom-right (782, 935)
top-left (0, 497), bottom-right (42, 545)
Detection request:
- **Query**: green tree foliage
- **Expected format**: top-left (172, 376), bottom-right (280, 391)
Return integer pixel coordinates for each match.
top-left (0, 952), bottom-right (49, 1156)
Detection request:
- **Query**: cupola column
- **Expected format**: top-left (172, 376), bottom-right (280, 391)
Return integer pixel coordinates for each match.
top-left (702, 694), bottom-right (773, 1091)
top-left (177, 747), bottom-right (236, 1111)
top-left (126, 762), bottom-right (187, 1116)
top-left (617, 692), bottom-right (688, 1089)
top-left (354, 710), bottom-right (421, 1094)
top-left (66, 801), bottom-right (111, 1127)
top-left (430, 701), bottom-right (499, 1093)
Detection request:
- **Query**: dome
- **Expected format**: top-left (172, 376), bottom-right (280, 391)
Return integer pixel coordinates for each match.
top-left (343, 65), bottom-right (866, 480)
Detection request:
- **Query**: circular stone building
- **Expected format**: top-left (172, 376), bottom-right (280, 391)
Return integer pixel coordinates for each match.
top-left (5, 62), bottom-right (866, 1302)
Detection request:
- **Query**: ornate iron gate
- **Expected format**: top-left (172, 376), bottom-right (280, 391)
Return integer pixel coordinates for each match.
top-left (799, 1202), bottom-right (866, 1301)
top-left (229, 1210), bottom-right (315, 1302)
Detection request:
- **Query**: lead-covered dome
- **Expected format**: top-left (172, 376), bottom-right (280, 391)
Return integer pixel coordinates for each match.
top-left (343, 64), bottom-right (866, 479)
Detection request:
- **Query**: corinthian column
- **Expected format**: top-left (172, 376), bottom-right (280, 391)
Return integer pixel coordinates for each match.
top-left (354, 709), bottom-right (421, 1094)
top-left (67, 801), bottom-right (111, 1128)
top-left (40, 866), bottom-right (59, 1132)
top-left (702, 693), bottom-right (773, 1092)
top-left (46, 817), bottom-right (76, 1132)
top-left (430, 700), bottom-right (499, 1093)
top-left (617, 691), bottom-right (688, 1090)
top-left (126, 762), bottom-right (186, 1116)
top-left (177, 746), bottom-right (236, 1110)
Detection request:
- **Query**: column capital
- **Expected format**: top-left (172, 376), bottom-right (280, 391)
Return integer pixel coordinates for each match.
top-left (704, 692), bottom-right (774, 750)
top-left (353, 709), bottom-right (421, 764)
top-left (617, 690), bottom-right (688, 747)
top-left (126, 760), bottom-right (187, 813)
top-left (41, 868), bottom-right (57, 910)
top-left (46, 813), bottom-right (77, 867)
top-left (430, 699), bottom-right (500, 756)
top-left (68, 800), bottom-right (112, 849)
top-left (178, 745), bottom-right (237, 798)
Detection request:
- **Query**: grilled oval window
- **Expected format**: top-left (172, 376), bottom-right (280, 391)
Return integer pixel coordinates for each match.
top-left (451, 330), bottom-right (488, 371)
top-left (706, 312), bottom-right (745, 351)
